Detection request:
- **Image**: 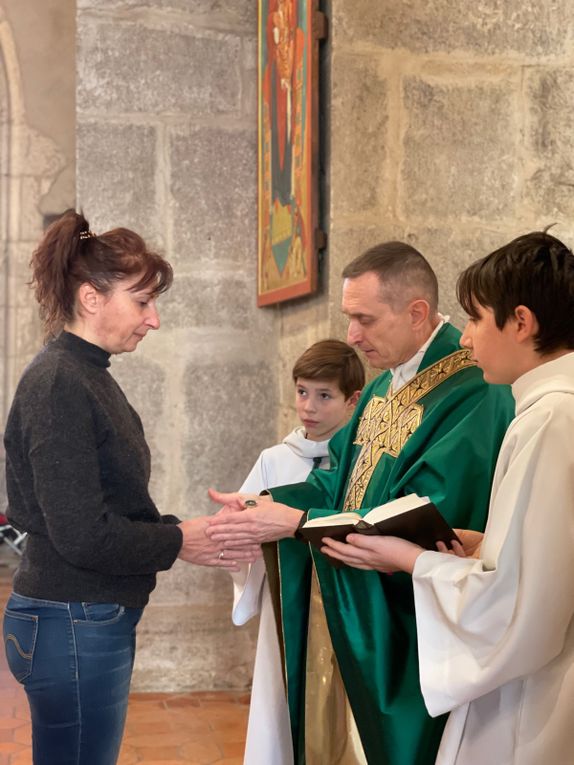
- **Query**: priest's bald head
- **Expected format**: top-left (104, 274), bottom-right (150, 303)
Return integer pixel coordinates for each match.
top-left (341, 241), bottom-right (440, 370)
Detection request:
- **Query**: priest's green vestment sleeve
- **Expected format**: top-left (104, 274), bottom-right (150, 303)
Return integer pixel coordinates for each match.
top-left (267, 324), bottom-right (515, 765)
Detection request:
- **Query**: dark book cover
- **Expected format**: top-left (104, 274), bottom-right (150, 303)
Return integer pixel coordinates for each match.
top-left (298, 499), bottom-right (460, 553)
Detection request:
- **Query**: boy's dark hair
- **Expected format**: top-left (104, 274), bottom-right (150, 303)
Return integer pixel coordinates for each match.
top-left (292, 339), bottom-right (365, 399)
top-left (342, 241), bottom-right (439, 313)
top-left (457, 230), bottom-right (574, 354)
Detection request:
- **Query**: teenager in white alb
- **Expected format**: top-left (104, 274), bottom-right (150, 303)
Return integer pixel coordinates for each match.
top-left (230, 339), bottom-right (364, 765)
top-left (321, 231), bottom-right (574, 765)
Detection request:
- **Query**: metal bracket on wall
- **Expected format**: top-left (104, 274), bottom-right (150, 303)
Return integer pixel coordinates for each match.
top-left (313, 11), bottom-right (329, 41)
top-left (315, 228), bottom-right (328, 251)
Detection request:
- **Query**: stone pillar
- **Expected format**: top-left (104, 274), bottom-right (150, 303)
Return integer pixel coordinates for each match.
top-left (0, 0), bottom-right (75, 414)
top-left (76, 0), bottom-right (276, 690)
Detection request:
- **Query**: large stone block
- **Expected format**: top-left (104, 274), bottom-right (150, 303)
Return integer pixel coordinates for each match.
top-left (169, 126), bottom-right (256, 271)
top-left (77, 19), bottom-right (241, 116)
top-left (330, 53), bottom-right (388, 219)
top-left (401, 225), bottom-right (515, 327)
top-left (132, 598), bottom-right (257, 691)
top-left (77, 0), bottom-right (255, 28)
top-left (327, 224), bottom-right (510, 332)
top-left (182, 359), bottom-right (276, 517)
top-left (526, 69), bottom-right (574, 220)
top-left (159, 274), bottom-right (252, 331)
top-left (401, 77), bottom-right (517, 221)
top-left (241, 37), bottom-right (257, 118)
top-left (77, 122), bottom-right (160, 242)
top-left (336, 0), bottom-right (570, 57)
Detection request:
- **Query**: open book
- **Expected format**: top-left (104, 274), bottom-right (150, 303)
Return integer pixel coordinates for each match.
top-left (298, 493), bottom-right (460, 550)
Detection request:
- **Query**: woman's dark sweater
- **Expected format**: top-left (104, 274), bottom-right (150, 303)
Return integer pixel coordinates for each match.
top-left (4, 332), bottom-right (183, 607)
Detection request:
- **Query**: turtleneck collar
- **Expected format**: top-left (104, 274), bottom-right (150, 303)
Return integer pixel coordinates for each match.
top-left (55, 331), bottom-right (111, 368)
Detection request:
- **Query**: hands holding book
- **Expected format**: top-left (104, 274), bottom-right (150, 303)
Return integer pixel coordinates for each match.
top-left (203, 489), bottom-right (482, 572)
top-left (321, 534), bottom-right (425, 574)
top-left (322, 528), bottom-right (482, 573)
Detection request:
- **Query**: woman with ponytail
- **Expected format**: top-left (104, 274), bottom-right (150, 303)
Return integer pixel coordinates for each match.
top-left (1, 210), bottom-right (255, 764)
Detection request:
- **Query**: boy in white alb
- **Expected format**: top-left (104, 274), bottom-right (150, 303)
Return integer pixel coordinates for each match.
top-left (322, 231), bottom-right (574, 765)
top-left (232, 339), bottom-right (364, 765)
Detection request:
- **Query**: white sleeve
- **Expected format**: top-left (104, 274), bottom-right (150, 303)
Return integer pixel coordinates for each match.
top-left (230, 451), bottom-right (270, 625)
top-left (412, 402), bottom-right (574, 716)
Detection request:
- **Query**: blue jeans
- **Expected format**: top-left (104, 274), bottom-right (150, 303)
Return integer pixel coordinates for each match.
top-left (3, 592), bottom-right (143, 765)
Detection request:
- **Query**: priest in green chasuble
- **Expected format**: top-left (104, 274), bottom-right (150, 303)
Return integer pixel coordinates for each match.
top-left (207, 242), bottom-right (514, 765)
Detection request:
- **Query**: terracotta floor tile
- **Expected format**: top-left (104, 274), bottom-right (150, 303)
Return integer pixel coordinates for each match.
top-left (116, 745), bottom-right (140, 765)
top-left (11, 708), bottom-right (29, 723)
top-left (130, 692), bottom-right (172, 702)
top-left (11, 727), bottom-right (30, 746)
top-left (124, 731), bottom-right (191, 748)
top-left (179, 737), bottom-right (223, 762)
top-left (0, 745), bottom-right (26, 756)
top-left (193, 691), bottom-right (241, 703)
top-left (125, 719), bottom-right (174, 735)
top-left (137, 762), bottom-right (195, 765)
top-left (125, 708), bottom-right (173, 724)
top-left (6, 752), bottom-right (33, 765)
top-left (206, 716), bottom-right (248, 734)
top-left (0, 722), bottom-right (26, 733)
top-left (164, 694), bottom-right (202, 709)
top-left (220, 741), bottom-right (245, 759)
top-left (135, 747), bottom-right (183, 760)
top-left (212, 723), bottom-right (250, 743)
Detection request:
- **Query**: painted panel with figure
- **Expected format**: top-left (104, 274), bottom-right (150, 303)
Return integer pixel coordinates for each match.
top-left (257, 0), bottom-right (323, 306)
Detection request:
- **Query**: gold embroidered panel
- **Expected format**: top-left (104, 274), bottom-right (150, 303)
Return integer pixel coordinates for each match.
top-left (342, 350), bottom-right (474, 511)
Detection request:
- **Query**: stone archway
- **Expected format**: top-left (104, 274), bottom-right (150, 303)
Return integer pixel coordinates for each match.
top-left (0, 25), bottom-right (14, 422)
top-left (0, 7), bottom-right (68, 428)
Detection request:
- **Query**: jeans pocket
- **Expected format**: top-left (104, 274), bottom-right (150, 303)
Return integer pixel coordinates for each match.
top-left (78, 602), bottom-right (125, 625)
top-left (3, 610), bottom-right (38, 683)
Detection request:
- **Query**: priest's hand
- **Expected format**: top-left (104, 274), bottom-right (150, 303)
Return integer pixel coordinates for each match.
top-left (321, 534), bottom-right (424, 574)
top-left (205, 500), bottom-right (303, 545)
top-left (436, 529), bottom-right (483, 558)
top-left (177, 517), bottom-right (261, 570)
top-left (208, 488), bottom-right (272, 515)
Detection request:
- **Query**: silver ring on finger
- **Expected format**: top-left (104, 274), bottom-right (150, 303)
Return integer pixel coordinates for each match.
top-left (218, 550), bottom-right (225, 560)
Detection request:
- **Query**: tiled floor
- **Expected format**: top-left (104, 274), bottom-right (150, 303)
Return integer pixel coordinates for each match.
top-left (0, 548), bottom-right (249, 765)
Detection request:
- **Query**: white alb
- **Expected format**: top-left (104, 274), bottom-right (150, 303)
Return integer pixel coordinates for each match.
top-left (413, 352), bottom-right (574, 765)
top-left (232, 426), bottom-right (331, 765)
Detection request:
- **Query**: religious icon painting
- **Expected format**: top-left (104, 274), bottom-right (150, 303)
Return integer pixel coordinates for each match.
top-left (257, 0), bottom-right (327, 306)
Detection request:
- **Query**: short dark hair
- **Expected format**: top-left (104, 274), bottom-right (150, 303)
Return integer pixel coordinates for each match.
top-left (457, 230), bottom-right (574, 354)
top-left (341, 241), bottom-right (439, 313)
top-left (292, 339), bottom-right (366, 399)
top-left (30, 209), bottom-right (173, 338)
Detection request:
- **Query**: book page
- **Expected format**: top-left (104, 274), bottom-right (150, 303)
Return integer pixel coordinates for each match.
top-left (365, 494), bottom-right (430, 524)
top-left (302, 512), bottom-right (362, 528)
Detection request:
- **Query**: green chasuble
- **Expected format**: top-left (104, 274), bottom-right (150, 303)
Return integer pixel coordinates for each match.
top-left (267, 323), bottom-right (515, 765)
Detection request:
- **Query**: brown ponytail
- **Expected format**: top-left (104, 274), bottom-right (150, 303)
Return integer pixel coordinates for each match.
top-left (30, 210), bottom-right (173, 338)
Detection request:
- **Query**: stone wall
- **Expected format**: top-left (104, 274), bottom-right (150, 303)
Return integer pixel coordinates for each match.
top-left (76, 0), bottom-right (276, 690)
top-left (279, 0), bottom-right (574, 361)
top-left (0, 0), bottom-right (75, 415)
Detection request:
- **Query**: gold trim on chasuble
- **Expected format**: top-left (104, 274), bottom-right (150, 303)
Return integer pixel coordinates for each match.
top-left (343, 349), bottom-right (475, 511)
top-left (304, 349), bottom-right (475, 763)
